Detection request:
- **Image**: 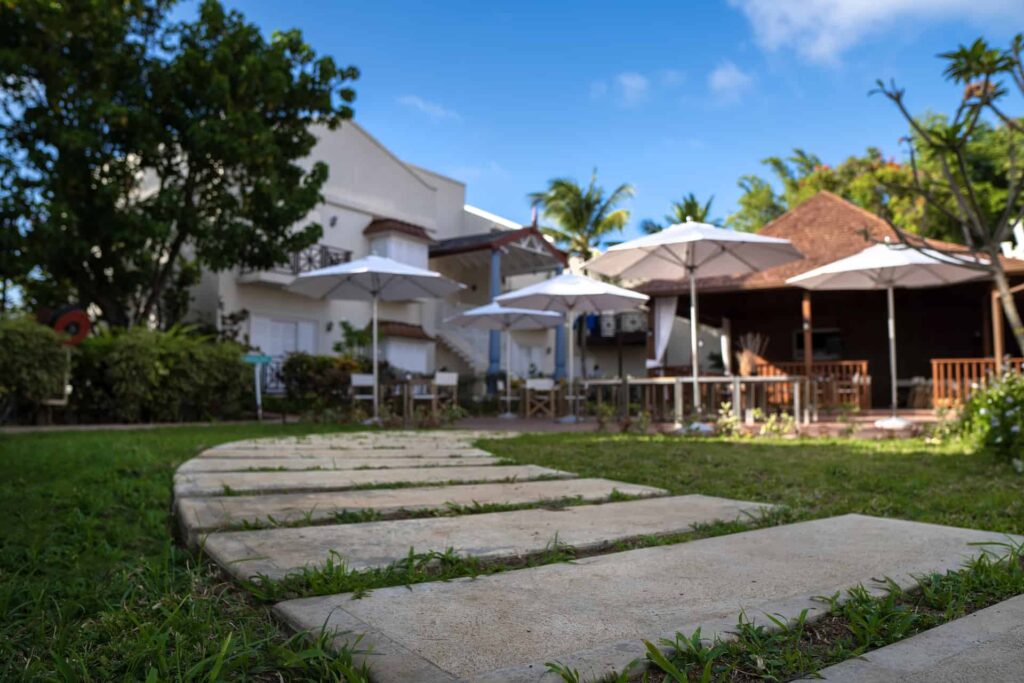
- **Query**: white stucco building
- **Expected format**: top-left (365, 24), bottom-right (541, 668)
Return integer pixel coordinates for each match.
top-left (187, 122), bottom-right (568, 391)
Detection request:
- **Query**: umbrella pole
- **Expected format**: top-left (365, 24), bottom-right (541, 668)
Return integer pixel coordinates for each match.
top-left (887, 286), bottom-right (897, 419)
top-left (689, 268), bottom-right (701, 417)
top-left (502, 326), bottom-right (515, 419)
top-left (372, 294), bottom-right (379, 422)
top-left (563, 310), bottom-right (577, 423)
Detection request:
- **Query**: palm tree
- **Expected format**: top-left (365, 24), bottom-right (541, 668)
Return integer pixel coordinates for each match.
top-left (640, 193), bottom-right (717, 234)
top-left (529, 170), bottom-right (634, 261)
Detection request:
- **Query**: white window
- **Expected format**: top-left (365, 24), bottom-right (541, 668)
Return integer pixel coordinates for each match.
top-left (370, 234), bottom-right (428, 269)
top-left (383, 338), bottom-right (431, 374)
top-left (250, 316), bottom-right (317, 357)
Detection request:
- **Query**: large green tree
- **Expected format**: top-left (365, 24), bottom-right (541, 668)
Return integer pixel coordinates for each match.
top-left (529, 171), bottom-right (634, 261)
top-left (0, 0), bottom-right (357, 327)
top-left (875, 35), bottom-right (1024, 355)
top-left (639, 193), bottom-right (717, 234)
top-left (725, 148), bottom-right (931, 235)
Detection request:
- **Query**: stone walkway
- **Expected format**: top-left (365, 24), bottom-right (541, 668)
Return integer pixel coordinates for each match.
top-left (173, 430), bottom-right (1021, 682)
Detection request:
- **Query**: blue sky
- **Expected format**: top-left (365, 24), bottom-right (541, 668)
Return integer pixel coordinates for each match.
top-left (181, 0), bottom-right (1023, 241)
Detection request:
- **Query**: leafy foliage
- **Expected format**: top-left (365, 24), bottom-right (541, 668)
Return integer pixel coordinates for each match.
top-left (726, 147), bottom-right (926, 235)
top-left (0, 0), bottom-right (358, 326)
top-left (0, 315), bottom-right (68, 422)
top-left (0, 423), bottom-right (369, 680)
top-left (529, 170), bottom-right (634, 260)
top-left (72, 326), bottom-right (250, 422)
top-left (279, 352), bottom-right (362, 419)
top-left (959, 371), bottom-right (1024, 464)
top-left (640, 193), bottom-right (718, 234)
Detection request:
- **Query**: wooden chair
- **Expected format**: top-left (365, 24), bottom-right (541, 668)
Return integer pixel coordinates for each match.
top-left (411, 372), bottom-right (459, 418)
top-left (525, 378), bottom-right (558, 419)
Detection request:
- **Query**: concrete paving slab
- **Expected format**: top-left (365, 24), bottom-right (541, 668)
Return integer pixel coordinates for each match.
top-left (175, 478), bottom-right (666, 543)
top-left (807, 594), bottom-right (1024, 682)
top-left (178, 455), bottom-right (501, 473)
top-left (209, 431), bottom-right (508, 451)
top-left (174, 465), bottom-right (573, 498)
top-left (196, 447), bottom-right (494, 459)
top-left (274, 515), bottom-right (1019, 683)
top-left (204, 495), bottom-right (771, 579)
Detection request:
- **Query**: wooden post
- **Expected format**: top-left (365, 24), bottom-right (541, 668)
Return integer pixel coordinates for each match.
top-left (992, 286), bottom-right (1005, 371)
top-left (801, 291), bottom-right (813, 377)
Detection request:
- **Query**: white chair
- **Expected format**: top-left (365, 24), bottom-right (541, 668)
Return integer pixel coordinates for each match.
top-left (411, 372), bottom-right (459, 417)
top-left (350, 373), bottom-right (375, 405)
top-left (497, 378), bottom-right (520, 415)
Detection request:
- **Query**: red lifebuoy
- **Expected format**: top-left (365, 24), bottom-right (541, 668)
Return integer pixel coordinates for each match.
top-left (52, 308), bottom-right (91, 346)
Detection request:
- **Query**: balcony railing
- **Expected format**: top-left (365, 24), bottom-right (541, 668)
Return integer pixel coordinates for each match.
top-left (268, 244), bottom-right (351, 275)
top-left (931, 357), bottom-right (1024, 407)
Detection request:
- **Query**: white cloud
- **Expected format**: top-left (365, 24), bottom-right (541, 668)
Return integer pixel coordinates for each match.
top-left (660, 69), bottom-right (685, 87)
top-left (396, 95), bottom-right (461, 121)
top-left (729, 0), bottom-right (1024, 64)
top-left (615, 72), bottom-right (650, 106)
top-left (708, 61), bottom-right (754, 102)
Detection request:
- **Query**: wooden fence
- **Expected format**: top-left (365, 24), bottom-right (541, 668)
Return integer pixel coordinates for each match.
top-left (931, 357), bottom-right (1024, 407)
top-left (756, 360), bottom-right (872, 410)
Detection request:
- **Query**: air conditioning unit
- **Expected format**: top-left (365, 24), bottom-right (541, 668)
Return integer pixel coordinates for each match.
top-left (619, 311), bottom-right (647, 333)
top-left (600, 313), bottom-right (616, 337)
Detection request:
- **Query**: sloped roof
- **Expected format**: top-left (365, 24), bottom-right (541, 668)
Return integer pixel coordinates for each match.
top-left (639, 191), bottom-right (1024, 296)
top-left (430, 225), bottom-right (567, 265)
top-left (363, 218), bottom-right (434, 243)
top-left (378, 321), bottom-right (433, 341)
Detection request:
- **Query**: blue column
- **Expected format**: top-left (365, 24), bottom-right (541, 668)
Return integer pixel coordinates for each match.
top-left (554, 265), bottom-right (566, 380)
top-left (487, 249), bottom-right (502, 393)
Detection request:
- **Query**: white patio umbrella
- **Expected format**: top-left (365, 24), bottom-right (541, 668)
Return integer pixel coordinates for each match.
top-left (787, 243), bottom-right (986, 429)
top-left (494, 272), bottom-right (649, 422)
top-left (587, 217), bottom-right (802, 414)
top-left (286, 254), bottom-right (464, 421)
top-left (445, 302), bottom-right (563, 419)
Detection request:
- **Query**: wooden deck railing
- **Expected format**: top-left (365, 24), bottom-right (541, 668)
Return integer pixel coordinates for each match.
top-left (931, 357), bottom-right (1024, 407)
top-left (756, 360), bottom-right (872, 410)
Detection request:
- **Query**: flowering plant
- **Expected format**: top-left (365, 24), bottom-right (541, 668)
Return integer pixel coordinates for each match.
top-left (959, 371), bottom-right (1024, 466)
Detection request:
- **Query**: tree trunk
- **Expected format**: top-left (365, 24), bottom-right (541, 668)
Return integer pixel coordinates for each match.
top-left (993, 266), bottom-right (1024, 357)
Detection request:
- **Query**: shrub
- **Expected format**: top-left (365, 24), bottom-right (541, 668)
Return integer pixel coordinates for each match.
top-left (279, 352), bottom-right (361, 419)
top-left (73, 326), bottom-right (250, 423)
top-left (0, 316), bottom-right (69, 423)
top-left (959, 372), bottom-right (1024, 464)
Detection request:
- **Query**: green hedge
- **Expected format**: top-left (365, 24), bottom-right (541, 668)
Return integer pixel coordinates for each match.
top-left (73, 327), bottom-right (251, 423)
top-left (959, 371), bottom-right (1024, 464)
top-left (0, 316), bottom-right (69, 423)
top-left (278, 352), bottom-right (361, 418)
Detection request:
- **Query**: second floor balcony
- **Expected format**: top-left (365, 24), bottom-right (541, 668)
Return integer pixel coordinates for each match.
top-left (238, 243), bottom-right (352, 286)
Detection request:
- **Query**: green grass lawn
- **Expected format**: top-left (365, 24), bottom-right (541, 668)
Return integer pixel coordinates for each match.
top-left (482, 433), bottom-right (1024, 534)
top-left (0, 423), bottom-right (365, 682)
top-left (2, 426), bottom-right (1022, 681)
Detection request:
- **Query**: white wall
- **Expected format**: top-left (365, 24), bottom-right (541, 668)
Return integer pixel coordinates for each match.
top-left (307, 123), bottom-right (438, 230)
top-left (383, 338), bottom-right (433, 374)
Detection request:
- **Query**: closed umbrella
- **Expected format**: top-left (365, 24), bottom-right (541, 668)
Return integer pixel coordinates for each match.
top-left (587, 217), bottom-right (801, 414)
top-left (787, 243), bottom-right (986, 429)
top-left (445, 302), bottom-right (563, 418)
top-left (494, 272), bottom-right (648, 422)
top-left (287, 255), bottom-right (464, 421)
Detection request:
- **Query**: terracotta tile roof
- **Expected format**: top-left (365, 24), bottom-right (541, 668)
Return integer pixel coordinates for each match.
top-left (638, 191), bottom-right (1024, 296)
top-left (364, 218), bottom-right (434, 243)
top-left (377, 321), bottom-right (433, 341)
